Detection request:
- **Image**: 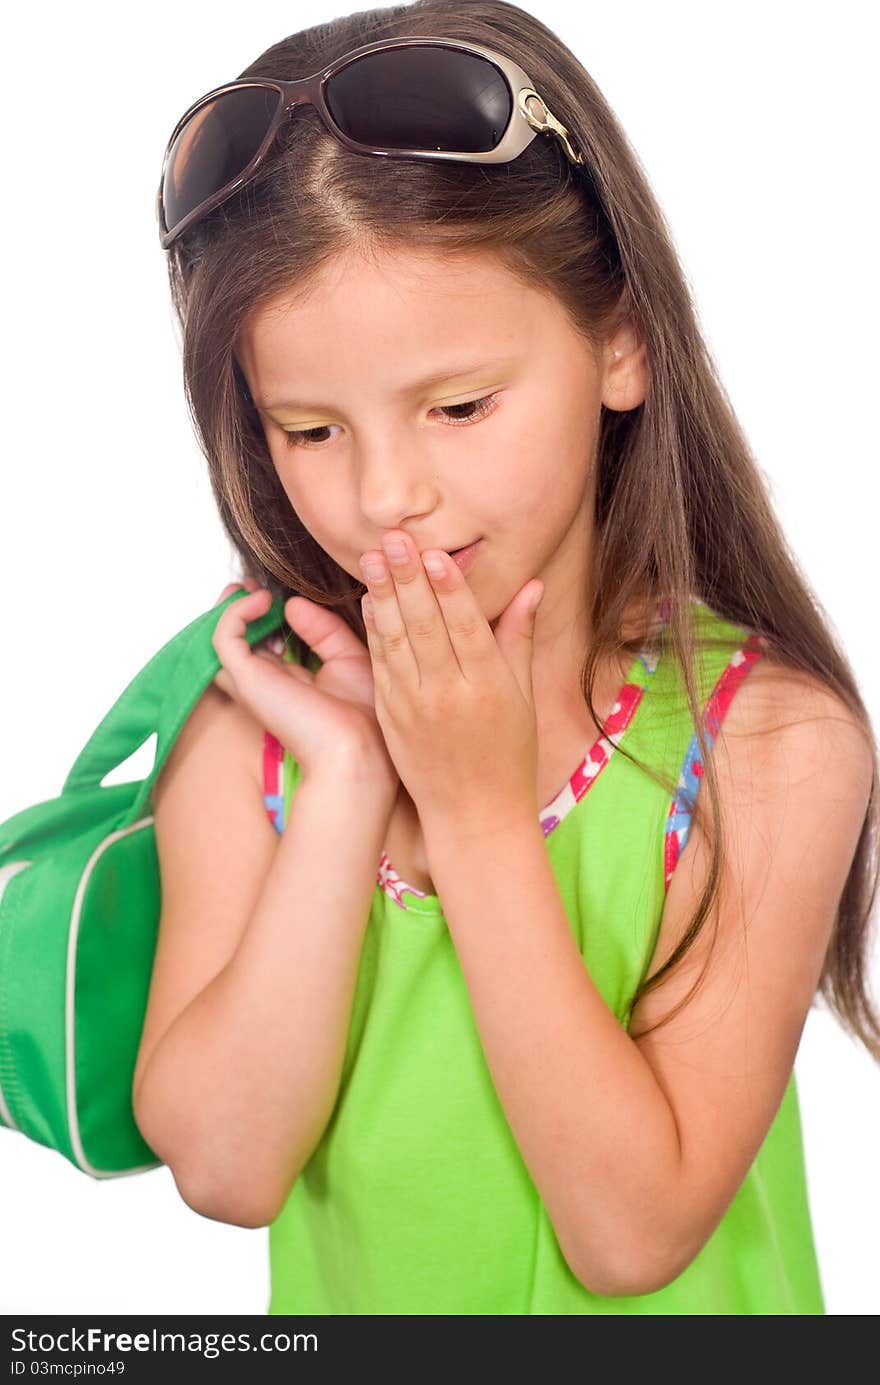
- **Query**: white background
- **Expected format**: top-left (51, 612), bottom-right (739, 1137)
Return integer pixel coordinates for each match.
top-left (1, 0), bottom-right (877, 1316)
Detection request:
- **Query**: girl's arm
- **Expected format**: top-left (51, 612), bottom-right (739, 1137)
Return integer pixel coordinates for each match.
top-left (132, 687), bottom-right (396, 1228)
top-left (416, 661), bottom-right (873, 1297)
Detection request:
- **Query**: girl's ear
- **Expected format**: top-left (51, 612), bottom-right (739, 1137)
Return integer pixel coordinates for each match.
top-left (601, 315), bottom-right (649, 413)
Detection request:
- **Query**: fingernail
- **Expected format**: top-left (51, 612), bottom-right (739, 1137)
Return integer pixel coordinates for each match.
top-left (383, 538), bottom-right (408, 563)
top-left (423, 552), bottom-right (446, 578)
top-left (360, 555), bottom-right (387, 582)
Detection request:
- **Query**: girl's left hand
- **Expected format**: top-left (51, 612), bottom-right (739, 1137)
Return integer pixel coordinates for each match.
top-left (359, 532), bottom-right (544, 835)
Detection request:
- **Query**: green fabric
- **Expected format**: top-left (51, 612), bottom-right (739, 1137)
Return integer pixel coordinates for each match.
top-left (267, 600), bottom-right (824, 1314)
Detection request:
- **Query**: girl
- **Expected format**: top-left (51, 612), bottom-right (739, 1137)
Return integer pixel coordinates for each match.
top-left (130, 0), bottom-right (879, 1314)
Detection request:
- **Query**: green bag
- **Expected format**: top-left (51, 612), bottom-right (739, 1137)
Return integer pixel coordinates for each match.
top-left (0, 589), bottom-right (286, 1179)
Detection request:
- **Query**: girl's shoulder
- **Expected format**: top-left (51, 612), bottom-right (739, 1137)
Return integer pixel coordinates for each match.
top-left (662, 629), bottom-right (873, 873)
top-left (670, 597), bottom-right (859, 743)
top-left (157, 676), bottom-right (269, 812)
top-left (719, 644), bottom-right (866, 751)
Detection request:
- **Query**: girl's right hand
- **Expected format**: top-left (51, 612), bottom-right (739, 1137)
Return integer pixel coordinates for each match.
top-left (210, 582), bottom-right (399, 794)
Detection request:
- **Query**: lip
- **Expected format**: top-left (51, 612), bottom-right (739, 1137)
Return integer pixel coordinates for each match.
top-left (447, 538), bottom-right (483, 575)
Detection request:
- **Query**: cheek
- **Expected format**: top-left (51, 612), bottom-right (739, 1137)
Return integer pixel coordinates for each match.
top-left (486, 410), bottom-right (593, 527)
top-left (273, 463), bottom-right (310, 525)
top-left (271, 447), bottom-right (333, 530)
top-left (273, 460), bottom-right (360, 568)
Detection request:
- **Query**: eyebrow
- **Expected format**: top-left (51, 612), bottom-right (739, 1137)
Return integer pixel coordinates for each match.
top-left (256, 356), bottom-right (513, 413)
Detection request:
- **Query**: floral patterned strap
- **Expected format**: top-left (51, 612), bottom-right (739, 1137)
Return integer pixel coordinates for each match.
top-left (663, 630), bottom-right (768, 890)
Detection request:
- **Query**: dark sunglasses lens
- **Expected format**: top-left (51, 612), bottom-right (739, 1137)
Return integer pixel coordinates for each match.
top-left (325, 46), bottom-right (511, 153)
top-left (162, 86), bottom-right (281, 234)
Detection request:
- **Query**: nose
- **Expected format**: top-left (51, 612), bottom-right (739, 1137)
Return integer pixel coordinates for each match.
top-left (356, 437), bottom-right (439, 533)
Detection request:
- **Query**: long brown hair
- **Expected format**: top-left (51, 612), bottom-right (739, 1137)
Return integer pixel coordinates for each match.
top-left (164, 0), bottom-right (880, 1060)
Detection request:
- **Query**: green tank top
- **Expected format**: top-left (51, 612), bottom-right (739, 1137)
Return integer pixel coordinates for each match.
top-left (261, 598), bottom-right (824, 1314)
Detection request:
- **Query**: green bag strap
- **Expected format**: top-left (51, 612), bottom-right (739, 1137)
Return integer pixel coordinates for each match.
top-left (61, 591), bottom-right (287, 824)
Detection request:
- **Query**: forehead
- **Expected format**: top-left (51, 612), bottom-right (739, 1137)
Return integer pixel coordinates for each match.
top-left (237, 245), bottom-right (556, 384)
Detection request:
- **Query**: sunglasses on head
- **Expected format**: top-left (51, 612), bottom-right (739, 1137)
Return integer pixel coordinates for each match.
top-left (157, 34), bottom-right (586, 249)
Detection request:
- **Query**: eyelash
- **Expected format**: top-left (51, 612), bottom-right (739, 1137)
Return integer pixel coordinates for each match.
top-left (281, 392), bottom-right (500, 449)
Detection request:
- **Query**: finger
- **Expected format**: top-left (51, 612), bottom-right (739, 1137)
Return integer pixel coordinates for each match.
top-left (360, 590), bottom-right (386, 675)
top-left (358, 547), bottom-right (420, 684)
top-left (212, 659), bottom-right (285, 701)
top-left (285, 594), bottom-right (374, 668)
top-left (360, 531), bottom-right (462, 680)
top-left (379, 531), bottom-right (459, 677)
top-left (211, 588), bottom-right (275, 684)
top-left (212, 667), bottom-right (235, 698)
top-left (213, 582), bottom-right (241, 607)
top-left (417, 545), bottom-right (496, 678)
top-left (213, 576), bottom-right (259, 607)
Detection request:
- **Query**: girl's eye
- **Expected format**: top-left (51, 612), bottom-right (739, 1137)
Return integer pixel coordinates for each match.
top-left (434, 393), bottom-right (499, 427)
top-left (281, 392), bottom-right (500, 449)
